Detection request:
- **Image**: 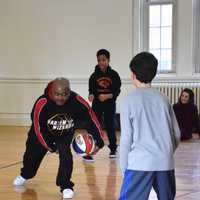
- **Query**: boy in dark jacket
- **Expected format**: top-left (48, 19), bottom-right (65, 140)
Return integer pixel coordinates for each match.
top-left (85, 49), bottom-right (121, 161)
top-left (13, 78), bottom-right (104, 199)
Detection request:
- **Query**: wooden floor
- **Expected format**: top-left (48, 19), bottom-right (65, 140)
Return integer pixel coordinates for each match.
top-left (0, 127), bottom-right (200, 200)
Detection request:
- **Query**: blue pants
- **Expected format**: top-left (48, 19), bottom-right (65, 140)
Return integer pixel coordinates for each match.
top-left (119, 170), bottom-right (176, 200)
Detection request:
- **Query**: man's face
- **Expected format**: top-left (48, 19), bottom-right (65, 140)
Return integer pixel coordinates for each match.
top-left (97, 54), bottom-right (109, 72)
top-left (51, 83), bottom-right (70, 106)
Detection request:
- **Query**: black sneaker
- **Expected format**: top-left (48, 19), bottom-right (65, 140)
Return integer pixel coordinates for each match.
top-left (109, 150), bottom-right (117, 158)
top-left (83, 155), bottom-right (94, 163)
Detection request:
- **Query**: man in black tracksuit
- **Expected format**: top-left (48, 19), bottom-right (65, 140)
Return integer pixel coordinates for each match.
top-left (87, 49), bottom-right (121, 160)
top-left (13, 78), bottom-right (104, 199)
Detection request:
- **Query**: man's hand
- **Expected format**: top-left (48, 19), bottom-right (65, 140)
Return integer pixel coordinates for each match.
top-left (91, 146), bottom-right (100, 155)
top-left (48, 142), bottom-right (57, 153)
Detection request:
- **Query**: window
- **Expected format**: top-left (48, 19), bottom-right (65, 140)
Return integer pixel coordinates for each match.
top-left (139, 0), bottom-right (176, 73)
top-left (192, 0), bottom-right (200, 73)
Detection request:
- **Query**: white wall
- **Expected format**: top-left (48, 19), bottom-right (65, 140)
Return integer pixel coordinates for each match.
top-left (0, 0), bottom-right (132, 78)
top-left (0, 0), bottom-right (132, 125)
top-left (0, 0), bottom-right (198, 126)
top-left (176, 0), bottom-right (193, 76)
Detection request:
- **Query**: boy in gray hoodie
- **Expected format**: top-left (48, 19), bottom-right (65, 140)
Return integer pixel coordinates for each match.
top-left (119, 52), bottom-right (180, 200)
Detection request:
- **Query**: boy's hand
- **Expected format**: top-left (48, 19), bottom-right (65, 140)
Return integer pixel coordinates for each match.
top-left (98, 94), bottom-right (113, 102)
top-left (88, 94), bottom-right (94, 102)
top-left (98, 94), bottom-right (106, 102)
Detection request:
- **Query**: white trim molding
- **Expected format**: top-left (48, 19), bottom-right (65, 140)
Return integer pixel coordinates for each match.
top-left (0, 113), bottom-right (31, 126)
top-left (1, 76), bottom-right (200, 85)
top-left (0, 76), bottom-right (200, 126)
top-left (0, 76), bottom-right (87, 84)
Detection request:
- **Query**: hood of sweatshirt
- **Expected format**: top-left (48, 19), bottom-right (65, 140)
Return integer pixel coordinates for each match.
top-left (44, 81), bottom-right (53, 99)
top-left (94, 65), bottom-right (112, 74)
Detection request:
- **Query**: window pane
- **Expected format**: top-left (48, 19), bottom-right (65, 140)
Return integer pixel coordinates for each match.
top-left (161, 4), bottom-right (172, 26)
top-left (149, 5), bottom-right (160, 27)
top-left (160, 49), bottom-right (172, 70)
top-left (148, 2), bottom-right (173, 72)
top-left (149, 49), bottom-right (161, 69)
top-left (149, 27), bottom-right (160, 49)
top-left (161, 27), bottom-right (172, 48)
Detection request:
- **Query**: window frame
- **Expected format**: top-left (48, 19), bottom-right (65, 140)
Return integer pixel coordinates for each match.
top-left (139, 0), bottom-right (176, 73)
top-left (192, 0), bottom-right (200, 74)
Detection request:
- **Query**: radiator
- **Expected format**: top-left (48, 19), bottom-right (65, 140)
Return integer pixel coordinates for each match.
top-left (152, 82), bottom-right (200, 111)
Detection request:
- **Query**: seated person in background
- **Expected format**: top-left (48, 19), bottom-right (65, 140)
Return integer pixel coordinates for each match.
top-left (173, 88), bottom-right (200, 140)
top-left (199, 113), bottom-right (200, 132)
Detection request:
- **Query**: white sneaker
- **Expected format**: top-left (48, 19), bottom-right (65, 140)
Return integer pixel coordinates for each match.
top-left (13, 175), bottom-right (26, 186)
top-left (13, 186), bottom-right (26, 193)
top-left (63, 188), bottom-right (74, 199)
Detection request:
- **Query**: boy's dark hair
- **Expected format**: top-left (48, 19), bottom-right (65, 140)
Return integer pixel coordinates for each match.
top-left (96, 49), bottom-right (110, 59)
top-left (129, 52), bottom-right (158, 83)
top-left (179, 88), bottom-right (194, 104)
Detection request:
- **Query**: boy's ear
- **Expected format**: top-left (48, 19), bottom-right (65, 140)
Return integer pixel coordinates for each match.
top-left (131, 72), bottom-right (136, 80)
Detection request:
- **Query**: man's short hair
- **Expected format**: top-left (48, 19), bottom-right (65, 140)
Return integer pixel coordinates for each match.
top-left (129, 52), bottom-right (158, 83)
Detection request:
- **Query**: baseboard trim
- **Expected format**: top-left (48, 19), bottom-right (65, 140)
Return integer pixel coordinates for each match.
top-left (0, 113), bottom-right (31, 126)
top-left (1, 76), bottom-right (200, 84)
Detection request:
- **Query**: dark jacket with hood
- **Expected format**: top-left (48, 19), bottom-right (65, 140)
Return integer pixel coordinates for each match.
top-left (29, 81), bottom-right (104, 151)
top-left (173, 102), bottom-right (200, 140)
top-left (89, 65), bottom-right (121, 103)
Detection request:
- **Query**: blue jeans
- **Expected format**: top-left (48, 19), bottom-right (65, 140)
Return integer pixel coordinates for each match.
top-left (119, 170), bottom-right (176, 200)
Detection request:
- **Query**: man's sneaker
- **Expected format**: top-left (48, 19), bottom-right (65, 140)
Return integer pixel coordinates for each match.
top-left (13, 186), bottom-right (26, 193)
top-left (83, 155), bottom-right (94, 163)
top-left (109, 150), bottom-right (117, 158)
top-left (13, 175), bottom-right (27, 186)
top-left (63, 188), bottom-right (74, 199)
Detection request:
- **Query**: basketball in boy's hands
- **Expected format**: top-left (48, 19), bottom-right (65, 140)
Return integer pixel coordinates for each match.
top-left (72, 134), bottom-right (95, 156)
